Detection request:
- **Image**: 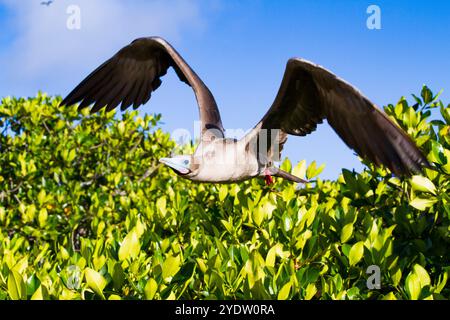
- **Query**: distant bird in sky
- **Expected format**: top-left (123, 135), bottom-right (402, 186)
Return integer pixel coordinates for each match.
top-left (40, 1), bottom-right (53, 6)
top-left (61, 37), bottom-right (429, 184)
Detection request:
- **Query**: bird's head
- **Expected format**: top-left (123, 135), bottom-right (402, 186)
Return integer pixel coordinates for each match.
top-left (159, 155), bottom-right (197, 177)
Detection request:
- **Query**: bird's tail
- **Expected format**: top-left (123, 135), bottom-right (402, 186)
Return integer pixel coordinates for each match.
top-left (266, 167), bottom-right (308, 184)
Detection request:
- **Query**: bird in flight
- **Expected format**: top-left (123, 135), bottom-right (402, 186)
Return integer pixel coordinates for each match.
top-left (40, 1), bottom-right (53, 6)
top-left (61, 37), bottom-right (429, 184)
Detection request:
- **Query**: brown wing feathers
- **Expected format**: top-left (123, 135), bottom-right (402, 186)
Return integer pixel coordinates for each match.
top-left (62, 42), bottom-right (163, 112)
top-left (256, 58), bottom-right (429, 176)
top-left (60, 37), bottom-right (224, 138)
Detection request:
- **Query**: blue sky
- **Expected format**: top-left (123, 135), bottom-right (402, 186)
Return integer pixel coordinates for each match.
top-left (1, 0), bottom-right (449, 179)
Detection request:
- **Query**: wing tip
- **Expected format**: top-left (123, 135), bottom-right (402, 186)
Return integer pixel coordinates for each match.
top-left (390, 151), bottom-right (432, 177)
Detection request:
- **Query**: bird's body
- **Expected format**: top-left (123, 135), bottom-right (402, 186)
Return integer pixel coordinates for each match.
top-left (61, 36), bottom-right (429, 184)
top-left (183, 138), bottom-right (260, 183)
top-left (40, 1), bottom-right (53, 6)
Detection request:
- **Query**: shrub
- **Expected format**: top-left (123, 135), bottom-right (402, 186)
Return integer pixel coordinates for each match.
top-left (0, 87), bottom-right (448, 300)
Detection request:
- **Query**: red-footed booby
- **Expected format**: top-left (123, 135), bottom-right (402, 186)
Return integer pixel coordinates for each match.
top-left (61, 37), bottom-right (429, 184)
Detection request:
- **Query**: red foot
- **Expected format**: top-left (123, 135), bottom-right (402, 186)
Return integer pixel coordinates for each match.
top-left (264, 175), bottom-right (274, 185)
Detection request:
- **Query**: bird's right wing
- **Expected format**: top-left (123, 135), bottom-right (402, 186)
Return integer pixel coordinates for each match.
top-left (61, 37), bottom-right (224, 141)
top-left (244, 58), bottom-right (429, 176)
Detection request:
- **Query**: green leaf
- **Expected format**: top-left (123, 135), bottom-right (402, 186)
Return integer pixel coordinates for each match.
top-left (421, 85), bottom-right (433, 104)
top-left (283, 214), bottom-right (292, 232)
top-left (405, 272), bottom-right (421, 300)
top-left (37, 189), bottom-right (46, 205)
top-left (346, 287), bottom-right (360, 300)
top-left (118, 229), bottom-right (141, 261)
top-left (144, 278), bottom-right (158, 300)
top-left (162, 255), bottom-right (181, 282)
top-left (435, 272), bottom-right (448, 294)
top-left (38, 208), bottom-right (48, 227)
top-left (85, 268), bottom-right (106, 299)
top-left (342, 244), bottom-right (351, 257)
top-left (196, 258), bottom-right (207, 274)
top-left (218, 185), bottom-right (228, 201)
top-left (277, 281), bottom-right (291, 300)
top-left (340, 223), bottom-right (354, 243)
top-left (349, 241), bottom-right (364, 266)
top-left (280, 158), bottom-right (292, 173)
top-left (409, 198), bottom-right (437, 211)
top-left (292, 160), bottom-right (306, 179)
top-left (118, 121), bottom-right (125, 135)
top-left (342, 169), bottom-right (358, 192)
top-left (413, 264), bottom-right (430, 287)
top-left (265, 244), bottom-right (281, 268)
top-left (252, 207), bottom-right (264, 226)
top-left (67, 148), bottom-right (76, 162)
top-left (410, 175), bottom-right (436, 195)
top-left (382, 292), bottom-right (398, 300)
top-left (391, 268), bottom-right (402, 287)
top-left (440, 103), bottom-right (450, 124)
top-left (31, 285), bottom-right (48, 300)
top-left (221, 219), bottom-right (233, 234)
top-left (304, 283), bottom-right (317, 300)
top-left (7, 270), bottom-right (26, 300)
top-left (112, 263), bottom-right (125, 290)
top-left (156, 197), bottom-right (167, 217)
top-left (166, 291), bottom-right (176, 300)
top-left (306, 161), bottom-right (325, 180)
top-left (26, 274), bottom-right (39, 296)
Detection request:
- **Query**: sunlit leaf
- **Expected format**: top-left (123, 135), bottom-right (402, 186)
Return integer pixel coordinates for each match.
top-left (31, 285), bottom-right (48, 300)
top-left (144, 278), bottom-right (158, 300)
top-left (7, 270), bottom-right (26, 300)
top-left (304, 283), bottom-right (317, 300)
top-left (410, 176), bottom-right (436, 195)
top-left (118, 229), bottom-right (141, 261)
top-left (409, 198), bottom-right (437, 211)
top-left (405, 272), bottom-right (421, 300)
top-left (349, 241), bottom-right (364, 266)
top-left (85, 268), bottom-right (107, 300)
top-left (162, 255), bottom-right (181, 282)
top-left (413, 264), bottom-right (431, 287)
top-left (277, 282), bottom-right (291, 300)
top-left (340, 223), bottom-right (354, 243)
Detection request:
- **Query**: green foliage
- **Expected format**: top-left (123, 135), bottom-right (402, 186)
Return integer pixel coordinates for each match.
top-left (0, 88), bottom-right (449, 300)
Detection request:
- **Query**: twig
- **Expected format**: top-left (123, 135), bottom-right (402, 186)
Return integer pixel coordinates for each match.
top-left (138, 164), bottom-right (161, 183)
top-left (89, 142), bottom-right (105, 150)
top-left (13, 194), bottom-right (22, 205)
top-left (42, 121), bottom-right (52, 135)
top-left (8, 181), bottom-right (23, 194)
top-left (129, 136), bottom-right (143, 155)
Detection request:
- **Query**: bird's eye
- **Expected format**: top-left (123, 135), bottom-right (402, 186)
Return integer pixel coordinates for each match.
top-left (183, 159), bottom-right (189, 165)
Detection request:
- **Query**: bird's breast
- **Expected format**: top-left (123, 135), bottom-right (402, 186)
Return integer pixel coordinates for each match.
top-left (191, 140), bottom-right (259, 183)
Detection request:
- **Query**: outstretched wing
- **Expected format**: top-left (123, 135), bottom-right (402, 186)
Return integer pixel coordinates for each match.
top-left (61, 37), bottom-right (224, 140)
top-left (245, 58), bottom-right (429, 176)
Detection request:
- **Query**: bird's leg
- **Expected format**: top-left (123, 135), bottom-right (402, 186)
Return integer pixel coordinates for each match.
top-left (264, 168), bottom-right (274, 185)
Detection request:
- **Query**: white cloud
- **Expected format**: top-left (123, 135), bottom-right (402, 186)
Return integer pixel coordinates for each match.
top-left (0, 0), bottom-right (207, 95)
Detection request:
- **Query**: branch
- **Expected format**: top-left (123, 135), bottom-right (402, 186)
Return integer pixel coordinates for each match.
top-left (138, 164), bottom-right (161, 184)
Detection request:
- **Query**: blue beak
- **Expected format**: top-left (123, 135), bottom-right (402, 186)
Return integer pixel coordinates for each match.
top-left (159, 157), bottom-right (190, 175)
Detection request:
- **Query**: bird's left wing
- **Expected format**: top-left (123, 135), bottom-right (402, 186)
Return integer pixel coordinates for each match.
top-left (61, 37), bottom-right (224, 140)
top-left (244, 58), bottom-right (429, 176)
